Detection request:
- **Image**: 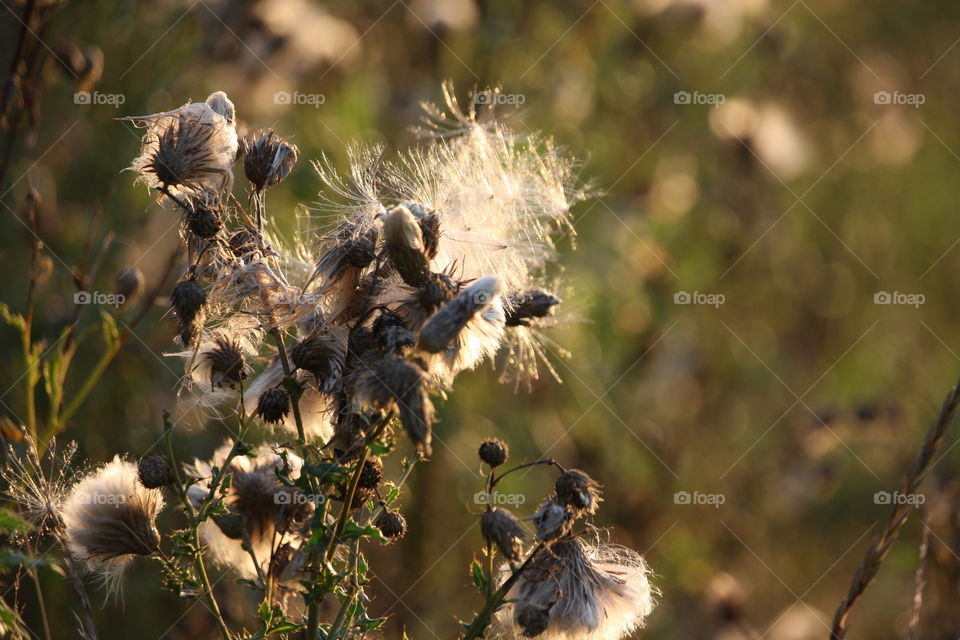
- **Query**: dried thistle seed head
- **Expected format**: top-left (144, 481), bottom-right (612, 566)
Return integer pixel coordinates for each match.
top-left (555, 469), bottom-right (602, 515)
top-left (409, 205), bottom-right (441, 259)
top-left (358, 458), bottom-right (383, 489)
top-left (383, 205), bottom-right (429, 286)
top-left (137, 455), bottom-right (173, 489)
top-left (530, 497), bottom-right (573, 542)
top-left (228, 225), bottom-right (260, 261)
top-left (345, 226), bottom-right (379, 267)
top-left (203, 336), bottom-right (248, 389)
top-left (61, 457), bottom-right (165, 596)
top-left (185, 200), bottom-right (223, 239)
top-left (417, 271), bottom-right (458, 315)
top-left (505, 289), bottom-right (562, 327)
top-left (170, 278), bottom-right (206, 323)
top-left (481, 507), bottom-right (526, 562)
top-left (355, 356), bottom-right (434, 456)
top-left (375, 509), bottom-right (407, 541)
top-left (478, 438), bottom-right (509, 467)
top-left (373, 310), bottom-right (415, 355)
top-left (289, 328), bottom-right (347, 393)
top-left (256, 387), bottom-right (290, 424)
top-left (418, 276), bottom-right (502, 353)
top-left (244, 129), bottom-right (299, 191)
top-left (114, 267), bottom-right (145, 305)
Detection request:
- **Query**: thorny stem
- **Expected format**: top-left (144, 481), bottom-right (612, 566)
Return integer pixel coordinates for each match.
top-left (50, 528), bottom-right (100, 640)
top-left (326, 447), bottom-right (370, 564)
top-left (461, 542), bottom-right (545, 640)
top-left (270, 328), bottom-right (307, 445)
top-left (830, 375), bottom-right (960, 639)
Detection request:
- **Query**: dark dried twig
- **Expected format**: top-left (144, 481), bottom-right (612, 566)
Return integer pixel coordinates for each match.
top-left (904, 513), bottom-right (930, 640)
top-left (830, 377), bottom-right (960, 639)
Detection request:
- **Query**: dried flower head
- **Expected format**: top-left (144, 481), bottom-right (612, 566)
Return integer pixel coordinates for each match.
top-left (114, 267), bottom-right (145, 305)
top-left (479, 438), bottom-right (509, 467)
top-left (2, 438), bottom-right (78, 531)
top-left (555, 469), bottom-right (602, 515)
top-left (357, 457), bottom-right (384, 489)
top-left (125, 92), bottom-right (238, 198)
top-left (200, 335), bottom-right (249, 389)
top-left (505, 289), bottom-right (562, 327)
top-left (290, 326), bottom-right (348, 393)
top-left (184, 192), bottom-right (224, 239)
top-left (383, 204), bottom-right (430, 287)
top-left (61, 457), bottom-right (165, 596)
top-left (169, 277), bottom-right (206, 346)
top-left (495, 538), bottom-right (656, 640)
top-left (137, 455), bottom-right (173, 489)
top-left (352, 355), bottom-right (435, 456)
top-left (186, 443), bottom-right (308, 579)
top-left (530, 497), bottom-right (574, 543)
top-left (374, 508), bottom-right (407, 541)
top-left (481, 507), bottom-right (526, 562)
top-left (256, 387), bottom-right (291, 424)
top-left (244, 129), bottom-right (299, 192)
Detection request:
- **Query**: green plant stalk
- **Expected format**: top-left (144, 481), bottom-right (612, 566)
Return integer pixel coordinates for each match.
top-left (461, 542), bottom-right (544, 640)
top-left (163, 415), bottom-right (234, 640)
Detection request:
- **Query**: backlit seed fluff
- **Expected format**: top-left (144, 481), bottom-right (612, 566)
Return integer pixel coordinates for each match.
top-left (137, 455), bottom-right (173, 489)
top-left (555, 469), bottom-right (602, 515)
top-left (479, 438), bottom-right (509, 467)
top-left (480, 507), bottom-right (525, 562)
top-left (61, 457), bottom-right (165, 595)
top-left (125, 91), bottom-right (238, 197)
top-left (418, 276), bottom-right (503, 354)
top-left (530, 497), bottom-right (573, 543)
top-left (374, 509), bottom-right (407, 541)
top-left (495, 539), bottom-right (655, 640)
top-left (256, 387), bottom-right (291, 424)
top-left (244, 129), bottom-right (299, 192)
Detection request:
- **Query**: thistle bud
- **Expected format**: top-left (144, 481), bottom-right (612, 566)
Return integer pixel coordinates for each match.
top-left (170, 278), bottom-right (206, 322)
top-left (505, 289), bottom-right (561, 327)
top-left (256, 388), bottom-right (290, 424)
top-left (480, 507), bottom-right (525, 562)
top-left (244, 129), bottom-right (298, 192)
top-left (478, 438), bottom-right (509, 467)
top-left (383, 205), bottom-right (429, 287)
top-left (137, 455), bottom-right (173, 489)
top-left (185, 201), bottom-right (222, 239)
top-left (375, 509), bottom-right (407, 541)
top-left (555, 469), bottom-right (602, 515)
top-left (358, 458), bottom-right (384, 489)
top-left (289, 328), bottom-right (347, 393)
top-left (115, 267), bottom-right (145, 305)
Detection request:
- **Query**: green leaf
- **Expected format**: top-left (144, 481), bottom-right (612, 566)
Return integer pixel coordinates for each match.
top-left (0, 509), bottom-right (32, 535)
top-left (471, 559), bottom-right (488, 593)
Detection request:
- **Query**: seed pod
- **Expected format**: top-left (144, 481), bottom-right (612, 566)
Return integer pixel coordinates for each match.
top-left (137, 455), bottom-right (173, 489)
top-left (170, 278), bottom-right (206, 345)
top-left (418, 276), bottom-right (502, 353)
top-left (478, 438), bottom-right (509, 467)
top-left (114, 267), bottom-right (145, 305)
top-left (256, 388), bottom-right (290, 424)
top-left (357, 458), bottom-right (383, 489)
top-left (289, 328), bottom-right (347, 393)
top-left (203, 336), bottom-right (248, 389)
top-left (555, 469), bottom-right (602, 515)
top-left (244, 129), bottom-right (298, 192)
top-left (480, 507), bottom-right (526, 562)
top-left (505, 289), bottom-right (561, 327)
top-left (353, 356), bottom-right (434, 456)
top-left (186, 202), bottom-right (222, 239)
top-left (383, 205), bottom-right (429, 287)
top-left (375, 509), bottom-right (407, 541)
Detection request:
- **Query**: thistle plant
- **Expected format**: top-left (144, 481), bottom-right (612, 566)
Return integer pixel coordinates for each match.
top-left (0, 84), bottom-right (659, 639)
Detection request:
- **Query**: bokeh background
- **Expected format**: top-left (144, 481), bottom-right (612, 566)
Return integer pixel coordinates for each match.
top-left (4, 0), bottom-right (960, 638)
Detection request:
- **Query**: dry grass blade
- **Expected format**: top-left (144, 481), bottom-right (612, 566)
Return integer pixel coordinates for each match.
top-left (830, 377), bottom-right (960, 639)
top-left (904, 512), bottom-right (930, 640)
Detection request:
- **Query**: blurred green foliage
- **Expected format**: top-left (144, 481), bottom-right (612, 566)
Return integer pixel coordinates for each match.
top-left (4, 0), bottom-right (960, 638)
